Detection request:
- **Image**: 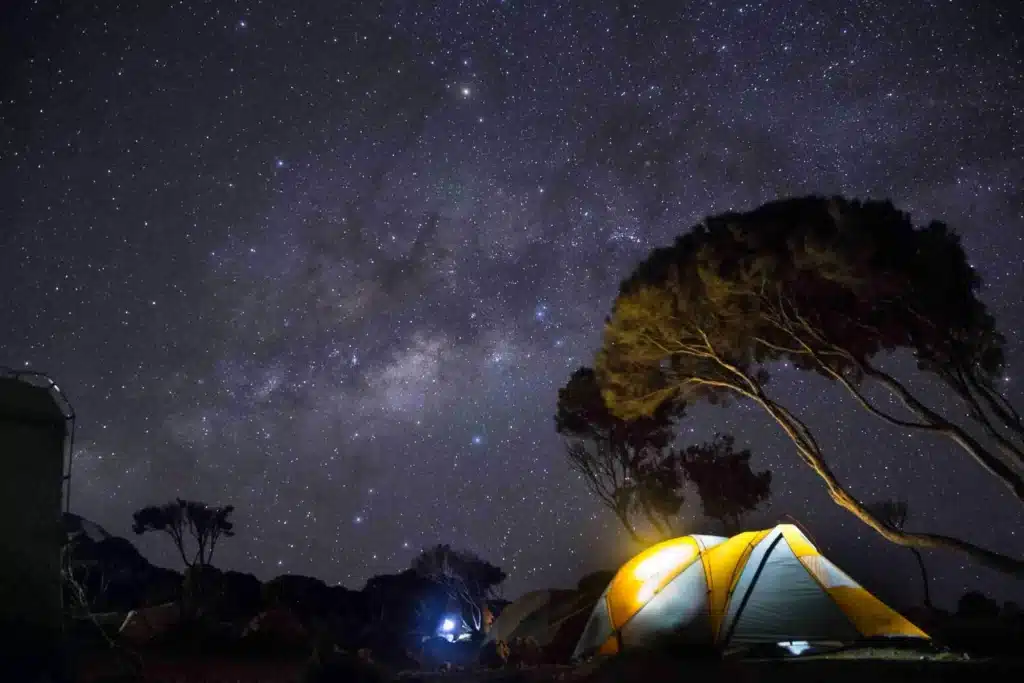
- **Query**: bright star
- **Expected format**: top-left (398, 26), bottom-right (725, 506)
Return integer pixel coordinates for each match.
top-left (460, 86), bottom-right (471, 97)
top-left (472, 435), bottom-right (483, 445)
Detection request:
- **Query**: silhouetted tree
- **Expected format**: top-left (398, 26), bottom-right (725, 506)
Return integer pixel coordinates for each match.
top-left (411, 544), bottom-right (505, 633)
top-left (868, 500), bottom-right (932, 609)
top-left (555, 367), bottom-right (685, 543)
top-left (957, 590), bottom-right (1000, 619)
top-left (596, 195), bottom-right (1024, 575)
top-left (132, 498), bottom-right (235, 569)
top-left (680, 434), bottom-right (771, 534)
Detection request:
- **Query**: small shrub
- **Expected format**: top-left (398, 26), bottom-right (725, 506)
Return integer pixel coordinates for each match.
top-left (479, 638), bottom-right (511, 669)
top-left (302, 649), bottom-right (388, 683)
top-left (507, 636), bottom-right (544, 668)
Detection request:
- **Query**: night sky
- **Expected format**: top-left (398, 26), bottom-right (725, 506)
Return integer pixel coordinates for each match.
top-left (2, 1), bottom-right (1022, 608)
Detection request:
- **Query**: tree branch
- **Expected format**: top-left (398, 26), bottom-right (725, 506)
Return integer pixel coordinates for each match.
top-left (749, 390), bottom-right (1024, 577)
top-left (862, 361), bottom-right (1024, 502)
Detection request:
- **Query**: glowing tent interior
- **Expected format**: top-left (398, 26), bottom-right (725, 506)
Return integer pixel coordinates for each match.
top-left (573, 524), bottom-right (928, 658)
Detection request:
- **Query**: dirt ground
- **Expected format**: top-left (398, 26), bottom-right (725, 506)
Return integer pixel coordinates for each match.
top-left (396, 648), bottom-right (1024, 683)
top-left (63, 645), bottom-right (1024, 683)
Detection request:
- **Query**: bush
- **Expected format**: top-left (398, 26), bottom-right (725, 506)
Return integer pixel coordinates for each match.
top-left (507, 636), bottom-right (544, 668)
top-left (302, 648), bottom-right (388, 683)
top-left (479, 639), bottom-right (511, 669)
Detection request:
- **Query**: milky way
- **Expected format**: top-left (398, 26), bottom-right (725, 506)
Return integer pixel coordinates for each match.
top-left (2, 1), bottom-right (1022, 606)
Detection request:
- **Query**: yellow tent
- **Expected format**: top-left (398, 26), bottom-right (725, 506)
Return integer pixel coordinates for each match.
top-left (573, 524), bottom-right (928, 658)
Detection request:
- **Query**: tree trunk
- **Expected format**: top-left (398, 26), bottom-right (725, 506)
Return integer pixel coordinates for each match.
top-left (613, 506), bottom-right (657, 545)
top-left (639, 501), bottom-right (672, 542)
top-left (909, 547), bottom-right (932, 610)
top-left (755, 391), bottom-right (1024, 578)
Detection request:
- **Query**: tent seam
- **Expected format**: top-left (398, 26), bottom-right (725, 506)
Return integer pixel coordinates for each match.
top-left (715, 529), bottom-right (774, 643)
top-left (719, 532), bottom-right (786, 647)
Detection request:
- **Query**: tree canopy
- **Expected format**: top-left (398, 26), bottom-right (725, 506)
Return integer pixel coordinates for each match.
top-left (680, 433), bottom-right (772, 535)
top-left (555, 366), bottom-right (685, 542)
top-left (132, 498), bottom-right (235, 569)
top-left (411, 544), bottom-right (505, 632)
top-left (596, 195), bottom-right (1024, 575)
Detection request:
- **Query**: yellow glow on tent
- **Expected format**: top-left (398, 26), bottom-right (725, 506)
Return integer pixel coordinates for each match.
top-left (633, 543), bottom-right (693, 581)
top-left (633, 543), bottom-right (694, 605)
top-left (606, 537), bottom-right (700, 626)
top-left (577, 524), bottom-right (930, 658)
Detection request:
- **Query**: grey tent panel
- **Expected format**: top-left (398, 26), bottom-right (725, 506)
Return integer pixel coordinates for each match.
top-left (486, 590), bottom-right (553, 644)
top-left (726, 540), bottom-right (860, 644)
top-left (621, 560), bottom-right (711, 647)
top-left (572, 588), bottom-right (613, 659)
top-left (718, 527), bottom-right (781, 639)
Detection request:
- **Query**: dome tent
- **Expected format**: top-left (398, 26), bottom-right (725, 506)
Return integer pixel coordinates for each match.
top-left (485, 587), bottom-right (602, 650)
top-left (573, 524), bottom-right (927, 658)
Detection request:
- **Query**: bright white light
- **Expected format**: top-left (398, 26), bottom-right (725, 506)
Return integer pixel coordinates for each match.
top-left (632, 544), bottom-right (695, 605)
top-left (441, 617), bottom-right (456, 632)
top-left (633, 545), bottom-right (693, 581)
top-left (779, 640), bottom-right (811, 655)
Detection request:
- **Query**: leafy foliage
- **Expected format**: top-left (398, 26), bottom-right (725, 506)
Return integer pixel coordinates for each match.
top-left (680, 434), bottom-right (771, 534)
top-left (132, 498), bottom-right (235, 569)
top-left (596, 195), bottom-right (1024, 575)
top-left (411, 544), bottom-right (506, 632)
top-left (555, 367), bottom-right (685, 542)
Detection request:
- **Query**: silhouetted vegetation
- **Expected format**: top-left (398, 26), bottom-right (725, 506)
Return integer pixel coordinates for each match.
top-left (868, 500), bottom-right (932, 609)
top-left (680, 433), bottom-right (772, 534)
top-left (54, 511), bottom-right (1024, 682)
top-left (596, 195), bottom-right (1023, 575)
top-left (555, 366), bottom-right (685, 542)
top-left (556, 368), bottom-right (772, 540)
top-left (411, 544), bottom-right (506, 633)
top-left (131, 499), bottom-right (235, 569)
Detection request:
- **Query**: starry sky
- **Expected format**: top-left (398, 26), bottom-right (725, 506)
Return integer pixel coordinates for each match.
top-left (2, 1), bottom-right (1022, 608)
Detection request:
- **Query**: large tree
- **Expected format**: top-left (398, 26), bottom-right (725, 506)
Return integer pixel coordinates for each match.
top-left (411, 544), bottom-right (505, 633)
top-left (680, 433), bottom-right (772, 535)
top-left (596, 195), bottom-right (1024, 575)
top-left (132, 498), bottom-right (235, 569)
top-left (556, 367), bottom-right (685, 543)
top-left (868, 500), bottom-right (932, 610)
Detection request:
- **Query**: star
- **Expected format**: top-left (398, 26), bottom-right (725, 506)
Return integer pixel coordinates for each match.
top-left (4, 0), bottom-right (1021, 610)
